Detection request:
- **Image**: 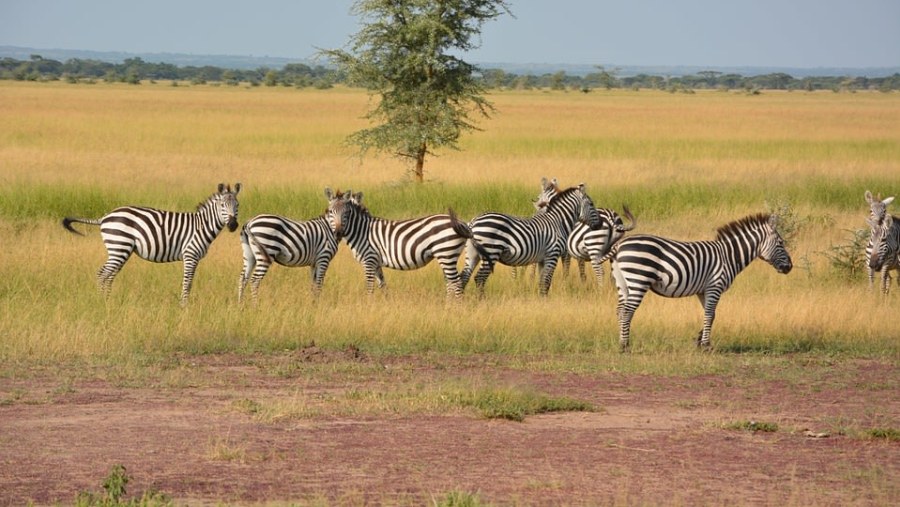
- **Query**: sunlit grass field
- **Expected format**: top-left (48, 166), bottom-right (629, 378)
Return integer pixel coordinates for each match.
top-left (1, 80), bottom-right (898, 371)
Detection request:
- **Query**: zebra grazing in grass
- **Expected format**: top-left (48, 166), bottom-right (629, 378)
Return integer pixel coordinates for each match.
top-left (606, 213), bottom-right (792, 351)
top-left (867, 212), bottom-right (900, 296)
top-left (62, 183), bottom-right (241, 305)
top-left (865, 190), bottom-right (899, 294)
top-left (535, 177), bottom-right (637, 286)
top-left (238, 213), bottom-right (339, 303)
top-left (460, 183), bottom-right (600, 296)
top-left (324, 188), bottom-right (489, 298)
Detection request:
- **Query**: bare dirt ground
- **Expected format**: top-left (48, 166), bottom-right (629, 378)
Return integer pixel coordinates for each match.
top-left (1, 349), bottom-right (897, 506)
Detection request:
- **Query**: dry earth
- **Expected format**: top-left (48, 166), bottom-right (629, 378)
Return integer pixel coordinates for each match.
top-left (0, 349), bottom-right (897, 506)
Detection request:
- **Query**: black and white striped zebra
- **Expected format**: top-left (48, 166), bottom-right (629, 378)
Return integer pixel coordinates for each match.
top-left (460, 183), bottom-right (600, 296)
top-left (867, 211), bottom-right (900, 296)
top-left (865, 190), bottom-right (899, 294)
top-left (535, 177), bottom-right (637, 285)
top-left (62, 183), bottom-right (242, 305)
top-left (606, 213), bottom-right (792, 350)
top-left (324, 188), bottom-right (488, 298)
top-left (238, 212), bottom-right (339, 302)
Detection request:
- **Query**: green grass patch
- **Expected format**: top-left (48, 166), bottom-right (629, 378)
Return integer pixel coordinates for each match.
top-left (722, 420), bottom-right (779, 433)
top-left (445, 385), bottom-right (594, 422)
top-left (865, 427), bottom-right (900, 441)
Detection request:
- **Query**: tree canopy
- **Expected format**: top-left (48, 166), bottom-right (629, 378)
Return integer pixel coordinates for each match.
top-left (319, 0), bottom-right (511, 183)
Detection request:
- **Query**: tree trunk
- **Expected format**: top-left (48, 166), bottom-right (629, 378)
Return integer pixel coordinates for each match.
top-left (413, 142), bottom-right (426, 183)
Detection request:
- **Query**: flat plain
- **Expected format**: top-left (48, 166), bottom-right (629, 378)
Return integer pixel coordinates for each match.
top-left (0, 81), bottom-right (897, 505)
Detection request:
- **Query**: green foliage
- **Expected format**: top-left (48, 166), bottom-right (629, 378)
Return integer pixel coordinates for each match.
top-left (319, 0), bottom-right (511, 181)
top-left (822, 228), bottom-right (870, 280)
top-left (435, 490), bottom-right (486, 507)
top-left (75, 465), bottom-right (171, 507)
top-left (723, 420), bottom-right (779, 433)
top-left (447, 386), bottom-right (593, 422)
top-left (865, 427), bottom-right (900, 441)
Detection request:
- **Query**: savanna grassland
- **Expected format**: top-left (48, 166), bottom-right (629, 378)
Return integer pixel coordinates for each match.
top-left (0, 81), bottom-right (898, 505)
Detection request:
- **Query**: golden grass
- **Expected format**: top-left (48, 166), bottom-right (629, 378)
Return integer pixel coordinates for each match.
top-left (1, 81), bottom-right (899, 366)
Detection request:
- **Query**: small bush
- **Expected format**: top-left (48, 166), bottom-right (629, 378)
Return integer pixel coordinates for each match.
top-left (865, 427), bottom-right (900, 441)
top-left (723, 420), bottom-right (779, 433)
top-left (821, 228), bottom-right (870, 280)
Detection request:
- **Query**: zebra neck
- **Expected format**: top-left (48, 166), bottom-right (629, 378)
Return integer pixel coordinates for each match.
top-left (718, 231), bottom-right (762, 272)
top-left (341, 212), bottom-right (375, 249)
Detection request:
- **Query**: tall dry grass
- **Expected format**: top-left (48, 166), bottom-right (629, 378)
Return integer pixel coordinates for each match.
top-left (1, 81), bottom-right (898, 368)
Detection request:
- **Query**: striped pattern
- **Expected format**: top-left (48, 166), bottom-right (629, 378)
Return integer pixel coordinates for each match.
top-left (865, 190), bottom-right (899, 294)
top-left (534, 177), bottom-right (636, 285)
top-left (460, 184), bottom-right (599, 296)
top-left (608, 213), bottom-right (792, 350)
top-left (238, 213), bottom-right (339, 302)
top-left (62, 183), bottom-right (241, 305)
top-left (325, 188), bottom-right (484, 297)
top-left (867, 213), bottom-right (900, 295)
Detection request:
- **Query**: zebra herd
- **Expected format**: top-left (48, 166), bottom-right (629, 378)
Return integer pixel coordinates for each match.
top-left (62, 182), bottom-right (897, 349)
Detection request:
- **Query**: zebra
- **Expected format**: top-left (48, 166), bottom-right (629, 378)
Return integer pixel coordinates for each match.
top-left (534, 177), bottom-right (637, 286)
top-left (864, 190), bottom-right (899, 294)
top-left (867, 212), bottom-right (900, 296)
top-left (323, 188), bottom-right (489, 298)
top-left (62, 183), bottom-right (242, 305)
top-left (238, 212), bottom-right (339, 303)
top-left (460, 183), bottom-right (600, 296)
top-left (605, 213), bottom-right (792, 351)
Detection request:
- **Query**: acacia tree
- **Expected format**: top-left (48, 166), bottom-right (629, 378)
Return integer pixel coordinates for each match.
top-left (320, 0), bottom-right (511, 183)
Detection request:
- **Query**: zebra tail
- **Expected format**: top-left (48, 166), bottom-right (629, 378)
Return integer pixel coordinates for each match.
top-left (618, 204), bottom-right (637, 232)
top-left (61, 217), bottom-right (101, 236)
top-left (448, 207), bottom-right (494, 270)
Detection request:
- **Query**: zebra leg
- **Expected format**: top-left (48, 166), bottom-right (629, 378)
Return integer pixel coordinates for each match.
top-left (364, 263), bottom-right (386, 294)
top-left (238, 238), bottom-right (256, 304)
top-left (473, 259), bottom-right (496, 296)
top-left (310, 258), bottom-right (331, 296)
top-left (180, 256), bottom-right (200, 306)
top-left (589, 257), bottom-right (606, 288)
top-left (247, 258), bottom-right (272, 303)
top-left (696, 292), bottom-right (719, 348)
top-left (577, 258), bottom-right (588, 282)
top-left (437, 258), bottom-right (465, 299)
top-left (882, 268), bottom-right (892, 296)
top-left (868, 267), bottom-right (875, 291)
top-left (538, 257), bottom-right (559, 296)
top-left (612, 264), bottom-right (648, 352)
top-left (96, 251), bottom-right (131, 297)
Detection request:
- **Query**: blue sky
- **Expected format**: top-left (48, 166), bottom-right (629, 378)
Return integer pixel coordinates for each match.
top-left (2, 0), bottom-right (898, 68)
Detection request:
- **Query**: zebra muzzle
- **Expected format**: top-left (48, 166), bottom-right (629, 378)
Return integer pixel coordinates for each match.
top-left (227, 218), bottom-right (239, 232)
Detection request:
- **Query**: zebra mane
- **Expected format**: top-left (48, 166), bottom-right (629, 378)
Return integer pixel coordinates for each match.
top-left (545, 186), bottom-right (580, 212)
top-left (195, 193), bottom-right (220, 212)
top-left (715, 213), bottom-right (772, 240)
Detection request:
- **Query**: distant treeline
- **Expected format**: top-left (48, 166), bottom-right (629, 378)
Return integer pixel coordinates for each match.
top-left (4, 54), bottom-right (899, 92)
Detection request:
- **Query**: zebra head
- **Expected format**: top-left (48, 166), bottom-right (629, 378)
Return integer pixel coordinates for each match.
top-left (324, 187), bottom-right (362, 240)
top-left (575, 184), bottom-right (602, 229)
top-left (868, 214), bottom-right (896, 272)
top-left (214, 182), bottom-right (241, 232)
top-left (865, 190), bottom-right (894, 228)
top-left (758, 214), bottom-right (793, 274)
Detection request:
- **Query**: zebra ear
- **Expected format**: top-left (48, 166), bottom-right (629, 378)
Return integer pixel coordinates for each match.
top-left (353, 192), bottom-right (364, 204)
top-left (324, 187), bottom-right (334, 200)
top-left (218, 183), bottom-right (226, 193)
top-left (578, 182), bottom-right (587, 193)
top-left (886, 214), bottom-right (894, 228)
top-left (884, 196), bottom-right (895, 206)
top-left (865, 190), bottom-right (874, 204)
top-left (541, 177), bottom-right (548, 188)
top-left (233, 183), bottom-right (242, 195)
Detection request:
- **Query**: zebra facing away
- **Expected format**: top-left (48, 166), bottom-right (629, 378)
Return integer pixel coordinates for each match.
top-left (238, 213), bottom-right (339, 303)
top-left (607, 213), bottom-right (792, 351)
top-left (460, 183), bottom-right (600, 296)
top-left (324, 188), bottom-right (489, 298)
top-left (62, 183), bottom-right (241, 305)
top-left (864, 190), bottom-right (899, 294)
top-left (867, 213), bottom-right (900, 296)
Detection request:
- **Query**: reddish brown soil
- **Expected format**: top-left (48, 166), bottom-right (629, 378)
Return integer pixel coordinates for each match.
top-left (1, 350), bottom-right (897, 506)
